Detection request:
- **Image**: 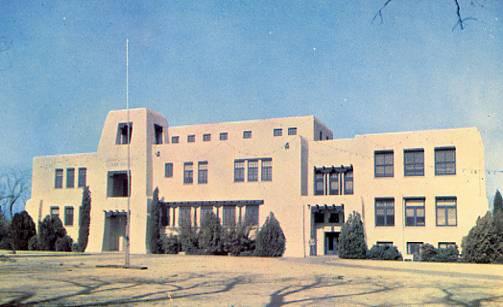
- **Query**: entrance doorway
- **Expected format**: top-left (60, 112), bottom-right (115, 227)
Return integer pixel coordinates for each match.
top-left (324, 232), bottom-right (339, 255)
top-left (102, 213), bottom-right (127, 251)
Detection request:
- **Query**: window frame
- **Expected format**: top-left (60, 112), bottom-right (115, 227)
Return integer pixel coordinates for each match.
top-left (314, 171), bottom-right (324, 196)
top-left (187, 134), bottom-right (196, 143)
top-left (234, 160), bottom-right (245, 182)
top-left (154, 124), bottom-right (163, 144)
top-left (183, 162), bottom-right (194, 184)
top-left (219, 132), bottom-right (228, 141)
top-left (198, 161), bottom-right (208, 184)
top-left (404, 197), bottom-right (426, 227)
top-left (435, 147), bottom-right (456, 176)
top-left (165, 162), bottom-right (173, 178)
top-left (64, 206), bottom-right (74, 226)
top-left (247, 160), bottom-right (259, 182)
top-left (171, 136), bottom-right (179, 144)
top-left (407, 242), bottom-right (424, 255)
top-left (78, 167), bottom-right (87, 188)
top-left (203, 133), bottom-right (211, 142)
top-left (288, 127), bottom-right (297, 135)
top-left (261, 159), bottom-right (272, 181)
top-left (344, 170), bottom-right (354, 195)
top-left (55, 168), bottom-right (63, 189)
top-left (273, 128), bottom-right (283, 137)
top-left (243, 130), bottom-right (252, 139)
top-left (436, 197), bottom-right (457, 226)
top-left (50, 206), bottom-right (60, 218)
top-left (374, 150), bottom-right (394, 178)
top-left (404, 149), bottom-right (425, 176)
top-left (328, 172), bottom-right (339, 195)
top-left (66, 168), bottom-right (75, 188)
top-left (375, 198), bottom-right (395, 227)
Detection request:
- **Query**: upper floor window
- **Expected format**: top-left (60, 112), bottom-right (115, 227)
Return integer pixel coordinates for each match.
top-left (344, 171), bottom-right (353, 194)
top-left (234, 160), bottom-right (245, 182)
top-left (165, 163), bottom-right (173, 178)
top-left (219, 132), bottom-right (228, 141)
top-left (50, 206), bottom-right (59, 218)
top-left (288, 127), bottom-right (297, 135)
top-left (203, 134), bottom-right (211, 142)
top-left (405, 198), bottom-right (425, 226)
top-left (375, 151), bottom-right (394, 177)
top-left (55, 169), bottom-right (63, 189)
top-left (78, 168), bottom-right (87, 188)
top-left (404, 149), bottom-right (424, 176)
top-left (314, 171), bottom-right (324, 196)
top-left (375, 198), bottom-right (394, 226)
top-left (436, 197), bottom-right (457, 226)
top-left (154, 124), bottom-right (163, 144)
top-left (243, 130), bottom-right (252, 139)
top-left (261, 159), bottom-right (272, 181)
top-left (247, 160), bottom-right (259, 182)
top-left (116, 122), bottom-right (132, 145)
top-left (171, 136), bottom-right (179, 144)
top-left (329, 173), bottom-right (339, 195)
top-left (314, 212), bottom-right (325, 223)
top-left (435, 147), bottom-right (456, 175)
top-left (107, 171), bottom-right (130, 197)
top-left (183, 162), bottom-right (193, 184)
top-left (66, 168), bottom-right (75, 188)
top-left (187, 134), bottom-right (196, 143)
top-left (198, 161), bottom-right (208, 184)
top-left (64, 206), bottom-right (74, 226)
top-left (273, 128), bottom-right (283, 137)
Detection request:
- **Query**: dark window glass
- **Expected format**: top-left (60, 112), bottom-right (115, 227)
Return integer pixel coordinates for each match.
top-left (261, 159), bottom-right (272, 181)
top-left (375, 151), bottom-right (394, 177)
top-left (154, 124), bottom-right (163, 144)
top-left (165, 163), bottom-right (173, 178)
top-left (288, 127), bottom-right (297, 135)
top-left (55, 169), bottom-right (63, 189)
top-left (243, 131), bottom-right (252, 139)
top-left (328, 212), bottom-right (340, 223)
top-left (219, 132), bottom-right (228, 141)
top-left (78, 168), bottom-right (87, 188)
top-left (187, 135), bottom-right (195, 143)
top-left (116, 122), bottom-right (133, 144)
top-left (438, 242), bottom-right (457, 249)
top-left (436, 197), bottom-right (457, 226)
top-left (404, 149), bottom-right (424, 176)
top-left (50, 206), bottom-right (59, 218)
top-left (329, 173), bottom-right (339, 195)
top-left (435, 148), bottom-right (456, 175)
top-left (203, 134), bottom-right (211, 142)
top-left (66, 168), bottom-right (75, 188)
top-left (200, 207), bottom-right (213, 226)
top-left (314, 212), bottom-right (325, 223)
top-left (405, 198), bottom-right (425, 226)
top-left (171, 136), bottom-right (179, 144)
top-left (234, 160), bottom-right (245, 182)
top-left (407, 242), bottom-right (423, 255)
top-left (344, 171), bottom-right (353, 194)
top-left (375, 198), bottom-right (395, 226)
top-left (64, 206), bottom-right (74, 226)
top-left (248, 160), bottom-right (259, 182)
top-left (183, 162), bottom-right (193, 184)
top-left (314, 172), bottom-right (324, 195)
top-left (223, 206), bottom-right (236, 226)
top-left (107, 171), bottom-right (130, 197)
top-left (244, 206), bottom-right (259, 225)
top-left (198, 161), bottom-right (208, 184)
top-left (273, 128), bottom-right (282, 136)
top-left (178, 207), bottom-right (191, 227)
top-left (160, 206), bottom-right (170, 226)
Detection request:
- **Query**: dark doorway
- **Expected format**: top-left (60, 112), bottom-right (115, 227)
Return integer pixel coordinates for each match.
top-left (324, 232), bottom-right (339, 255)
top-left (102, 213), bottom-right (127, 251)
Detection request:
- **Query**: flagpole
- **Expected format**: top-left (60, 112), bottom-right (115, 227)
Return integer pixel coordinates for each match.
top-left (125, 38), bottom-right (131, 267)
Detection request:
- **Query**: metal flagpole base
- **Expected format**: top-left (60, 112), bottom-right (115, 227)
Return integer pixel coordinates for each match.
top-left (96, 264), bottom-right (148, 270)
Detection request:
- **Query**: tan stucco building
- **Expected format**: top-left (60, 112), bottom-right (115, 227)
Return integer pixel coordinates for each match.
top-left (25, 108), bottom-right (488, 257)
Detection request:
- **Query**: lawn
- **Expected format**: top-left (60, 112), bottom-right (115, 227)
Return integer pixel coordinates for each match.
top-left (0, 252), bottom-right (502, 306)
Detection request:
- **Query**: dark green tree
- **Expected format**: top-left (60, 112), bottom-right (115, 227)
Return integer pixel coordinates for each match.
top-left (38, 215), bottom-right (67, 251)
top-left (149, 188), bottom-right (162, 253)
top-left (255, 212), bottom-right (286, 257)
top-left (338, 211), bottom-right (367, 259)
top-left (493, 190), bottom-right (503, 214)
top-left (179, 223), bottom-right (199, 254)
top-left (0, 209), bottom-right (10, 249)
top-left (462, 212), bottom-right (503, 263)
top-left (224, 222), bottom-right (255, 256)
top-left (8, 211), bottom-right (36, 250)
top-left (198, 211), bottom-right (224, 255)
top-left (77, 186), bottom-right (91, 252)
top-left (55, 235), bottom-right (73, 252)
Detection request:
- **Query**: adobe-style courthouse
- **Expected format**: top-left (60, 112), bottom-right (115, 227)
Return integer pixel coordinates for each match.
top-left (26, 108), bottom-right (487, 257)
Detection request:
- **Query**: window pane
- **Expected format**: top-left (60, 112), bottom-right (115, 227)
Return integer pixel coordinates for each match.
top-left (66, 168), bottom-right (75, 188)
top-left (261, 159), bottom-right (272, 181)
top-left (437, 207), bottom-right (446, 225)
top-left (447, 207), bottom-right (457, 225)
top-left (55, 169), bottom-right (63, 189)
top-left (248, 160), bottom-right (258, 182)
top-left (183, 163), bottom-right (193, 184)
top-left (78, 168), bottom-right (87, 187)
top-left (223, 206), bottom-right (236, 226)
top-left (165, 163), bottom-right (173, 177)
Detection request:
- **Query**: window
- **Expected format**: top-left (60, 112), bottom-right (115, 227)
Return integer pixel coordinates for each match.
top-left (198, 161), bottom-right (208, 184)
top-left (55, 169), bottom-right (63, 189)
top-left (187, 134), bottom-right (195, 143)
top-left (248, 160), bottom-right (259, 182)
top-left (116, 122), bottom-right (132, 144)
top-left (435, 147), bottom-right (456, 175)
top-left (314, 212), bottom-right (325, 223)
top-left (344, 171), bottom-right (353, 194)
top-left (261, 159), bottom-right (272, 181)
top-left (223, 206), bottom-right (236, 226)
top-left (78, 168), bottom-right (87, 188)
top-left (107, 171), bottom-right (130, 197)
top-left (314, 172), bottom-right (324, 195)
top-left (200, 206), bottom-right (213, 226)
top-left (328, 212), bottom-right (340, 223)
top-left (160, 206), bottom-right (170, 226)
top-left (438, 242), bottom-right (457, 249)
top-left (50, 206), bottom-right (60, 218)
top-left (405, 198), bottom-right (425, 226)
top-left (375, 198), bottom-right (395, 226)
top-left (66, 168), bottom-right (75, 188)
top-left (64, 206), bottom-right (74, 226)
top-left (273, 128), bottom-right (282, 137)
top-left (436, 197), bottom-right (457, 226)
top-left (203, 134), bottom-right (211, 142)
top-left (329, 173), bottom-right (339, 195)
top-left (154, 124), bottom-right (163, 144)
top-left (377, 241), bottom-right (394, 248)
top-left (243, 130), bottom-right (252, 139)
top-left (178, 207), bottom-right (191, 227)
top-left (171, 136), bottom-right (179, 144)
top-left (375, 151), bottom-right (394, 177)
top-left (165, 163), bottom-right (173, 178)
top-left (288, 127), bottom-right (297, 135)
top-left (404, 149), bottom-right (424, 176)
top-left (234, 160), bottom-right (245, 182)
top-left (183, 162), bottom-right (193, 184)
top-left (407, 242), bottom-right (423, 255)
top-left (219, 132), bottom-right (228, 141)
top-left (244, 206), bottom-right (259, 225)
top-left (319, 131), bottom-right (323, 140)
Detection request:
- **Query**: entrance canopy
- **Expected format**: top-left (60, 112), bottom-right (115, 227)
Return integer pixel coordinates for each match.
top-left (161, 200), bottom-right (264, 207)
top-left (308, 204), bottom-right (344, 213)
top-left (104, 210), bottom-right (127, 218)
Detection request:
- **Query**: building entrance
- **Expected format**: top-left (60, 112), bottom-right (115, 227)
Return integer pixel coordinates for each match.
top-left (102, 212), bottom-right (127, 251)
top-left (324, 232), bottom-right (339, 255)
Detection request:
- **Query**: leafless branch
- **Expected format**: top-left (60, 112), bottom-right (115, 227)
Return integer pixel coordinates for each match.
top-left (372, 0), bottom-right (393, 25)
top-left (0, 169), bottom-right (30, 218)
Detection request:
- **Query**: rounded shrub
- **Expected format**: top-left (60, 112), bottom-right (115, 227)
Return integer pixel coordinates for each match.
top-left (55, 235), bottom-right (73, 252)
top-left (254, 212), bottom-right (285, 257)
top-left (8, 211), bottom-right (36, 250)
top-left (160, 235), bottom-right (180, 254)
top-left (28, 235), bottom-right (39, 250)
top-left (38, 215), bottom-right (67, 251)
top-left (462, 212), bottom-right (503, 263)
top-left (367, 244), bottom-right (402, 260)
top-left (223, 223), bottom-right (255, 256)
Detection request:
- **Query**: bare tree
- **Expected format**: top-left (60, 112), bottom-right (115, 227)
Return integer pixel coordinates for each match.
top-left (0, 169), bottom-right (30, 218)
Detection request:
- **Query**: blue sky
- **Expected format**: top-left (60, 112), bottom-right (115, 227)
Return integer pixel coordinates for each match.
top-left (1, 0), bottom-right (502, 199)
